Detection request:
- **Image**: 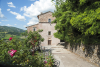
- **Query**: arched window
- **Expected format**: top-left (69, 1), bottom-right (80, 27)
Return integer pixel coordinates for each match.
top-left (48, 19), bottom-right (51, 22)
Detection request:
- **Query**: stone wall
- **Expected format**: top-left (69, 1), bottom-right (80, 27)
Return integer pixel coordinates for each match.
top-left (27, 24), bottom-right (39, 33)
top-left (38, 12), bottom-right (55, 22)
top-left (64, 42), bottom-right (100, 66)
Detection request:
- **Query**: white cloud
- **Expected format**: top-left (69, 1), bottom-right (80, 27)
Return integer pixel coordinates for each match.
top-left (0, 22), bottom-right (1, 23)
top-left (0, 8), bottom-right (5, 18)
top-left (9, 11), bottom-right (26, 21)
top-left (16, 15), bottom-right (26, 21)
top-left (7, 2), bottom-right (16, 8)
top-left (1, 20), bottom-right (8, 21)
top-left (20, 0), bottom-right (55, 26)
top-left (14, 24), bottom-right (17, 25)
top-left (10, 11), bottom-right (18, 15)
top-left (7, 9), bottom-right (10, 11)
top-left (27, 17), bottom-right (38, 26)
top-left (6, 24), bottom-right (12, 26)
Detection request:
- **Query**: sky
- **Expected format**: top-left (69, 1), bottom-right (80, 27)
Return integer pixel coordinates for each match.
top-left (0, 0), bottom-right (56, 30)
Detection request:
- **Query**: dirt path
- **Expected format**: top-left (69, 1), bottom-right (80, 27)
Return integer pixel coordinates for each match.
top-left (44, 46), bottom-right (98, 67)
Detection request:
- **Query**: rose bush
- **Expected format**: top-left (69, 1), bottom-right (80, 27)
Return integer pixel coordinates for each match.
top-left (8, 49), bottom-right (17, 57)
top-left (0, 30), bottom-right (54, 67)
top-left (9, 37), bottom-right (13, 41)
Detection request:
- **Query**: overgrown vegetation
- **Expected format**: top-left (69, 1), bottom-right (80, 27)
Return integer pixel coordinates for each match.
top-left (52, 0), bottom-right (100, 45)
top-left (0, 30), bottom-right (54, 67)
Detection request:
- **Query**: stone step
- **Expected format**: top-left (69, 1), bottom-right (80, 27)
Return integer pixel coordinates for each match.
top-left (43, 45), bottom-right (64, 49)
top-left (51, 46), bottom-right (64, 48)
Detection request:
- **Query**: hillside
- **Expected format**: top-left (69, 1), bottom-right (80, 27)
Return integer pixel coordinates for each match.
top-left (0, 26), bottom-right (26, 39)
top-left (0, 26), bottom-right (25, 33)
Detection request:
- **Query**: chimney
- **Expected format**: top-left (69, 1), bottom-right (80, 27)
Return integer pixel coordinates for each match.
top-left (41, 12), bottom-right (43, 14)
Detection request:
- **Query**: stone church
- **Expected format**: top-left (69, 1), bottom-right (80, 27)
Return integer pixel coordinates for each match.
top-left (26, 11), bottom-right (60, 46)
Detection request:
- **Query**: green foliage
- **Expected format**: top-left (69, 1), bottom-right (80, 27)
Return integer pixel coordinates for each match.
top-left (0, 26), bottom-right (25, 36)
top-left (52, 0), bottom-right (100, 45)
top-left (0, 34), bottom-right (21, 40)
top-left (21, 30), bottom-right (28, 37)
top-left (0, 30), bottom-right (54, 67)
top-left (0, 33), bottom-right (6, 39)
top-left (0, 37), bottom-right (31, 66)
top-left (25, 30), bottom-right (44, 46)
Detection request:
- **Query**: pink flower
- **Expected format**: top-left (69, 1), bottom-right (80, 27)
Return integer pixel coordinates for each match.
top-left (9, 37), bottom-right (12, 41)
top-left (8, 51), bottom-right (10, 53)
top-left (8, 49), bottom-right (17, 57)
top-left (44, 60), bottom-right (47, 64)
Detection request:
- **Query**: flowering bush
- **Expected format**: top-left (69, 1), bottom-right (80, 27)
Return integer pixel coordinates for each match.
top-left (44, 60), bottom-right (47, 64)
top-left (0, 30), bottom-right (54, 67)
top-left (0, 37), bottom-right (32, 66)
top-left (8, 49), bottom-right (17, 57)
top-left (9, 37), bottom-right (13, 41)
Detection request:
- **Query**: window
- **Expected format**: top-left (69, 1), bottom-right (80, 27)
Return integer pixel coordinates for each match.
top-left (48, 19), bottom-right (51, 22)
top-left (48, 31), bottom-right (51, 35)
top-left (33, 27), bottom-right (36, 31)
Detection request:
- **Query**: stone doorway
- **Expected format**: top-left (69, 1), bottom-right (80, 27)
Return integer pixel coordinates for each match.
top-left (48, 40), bottom-right (51, 45)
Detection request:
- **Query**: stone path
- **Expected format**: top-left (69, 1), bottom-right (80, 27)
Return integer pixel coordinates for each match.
top-left (43, 45), bottom-right (98, 67)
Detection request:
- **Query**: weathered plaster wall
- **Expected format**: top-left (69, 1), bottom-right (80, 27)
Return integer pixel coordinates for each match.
top-left (38, 23), bottom-right (60, 46)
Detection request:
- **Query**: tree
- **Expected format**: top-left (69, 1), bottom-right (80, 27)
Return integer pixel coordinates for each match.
top-left (0, 33), bottom-right (6, 40)
top-left (21, 30), bottom-right (28, 38)
top-left (52, 0), bottom-right (100, 44)
top-left (24, 30), bottom-right (44, 55)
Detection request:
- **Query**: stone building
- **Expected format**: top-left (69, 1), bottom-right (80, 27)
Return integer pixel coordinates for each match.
top-left (26, 11), bottom-right (60, 46)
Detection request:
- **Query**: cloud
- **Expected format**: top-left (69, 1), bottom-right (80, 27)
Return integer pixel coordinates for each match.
top-left (10, 11), bottom-right (18, 15)
top-left (1, 20), bottom-right (8, 21)
top-left (0, 8), bottom-right (5, 18)
top-left (7, 9), bottom-right (10, 11)
top-left (9, 11), bottom-right (26, 21)
top-left (0, 22), bottom-right (1, 23)
top-left (27, 17), bottom-right (38, 26)
top-left (14, 24), bottom-right (17, 25)
top-left (16, 14), bottom-right (26, 21)
top-left (20, 0), bottom-right (55, 26)
top-left (7, 2), bottom-right (16, 8)
top-left (6, 24), bottom-right (12, 26)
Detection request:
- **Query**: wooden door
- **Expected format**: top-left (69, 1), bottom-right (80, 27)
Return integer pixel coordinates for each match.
top-left (48, 40), bottom-right (51, 45)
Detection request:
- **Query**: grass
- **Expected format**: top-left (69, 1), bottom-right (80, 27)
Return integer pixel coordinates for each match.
top-left (4, 34), bottom-right (12, 39)
top-left (0, 32), bottom-right (7, 33)
top-left (3, 34), bottom-right (22, 39)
